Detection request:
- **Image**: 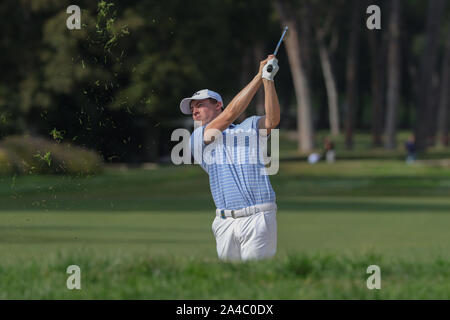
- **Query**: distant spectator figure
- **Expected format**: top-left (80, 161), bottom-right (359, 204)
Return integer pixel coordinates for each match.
top-left (405, 134), bottom-right (416, 164)
top-left (323, 137), bottom-right (336, 163)
top-left (308, 153), bottom-right (321, 164)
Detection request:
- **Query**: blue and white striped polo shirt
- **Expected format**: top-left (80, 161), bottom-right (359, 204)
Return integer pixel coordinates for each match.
top-left (190, 115), bottom-right (276, 210)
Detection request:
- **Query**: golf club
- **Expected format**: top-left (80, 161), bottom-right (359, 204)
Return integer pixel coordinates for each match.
top-left (267, 26), bottom-right (288, 72)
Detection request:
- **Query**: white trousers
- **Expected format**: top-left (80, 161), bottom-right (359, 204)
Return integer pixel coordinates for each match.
top-left (211, 207), bottom-right (277, 261)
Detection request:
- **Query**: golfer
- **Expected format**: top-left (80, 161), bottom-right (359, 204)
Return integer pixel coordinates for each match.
top-left (180, 55), bottom-right (280, 261)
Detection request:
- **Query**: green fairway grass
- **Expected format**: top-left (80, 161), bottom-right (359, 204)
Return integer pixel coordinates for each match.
top-left (0, 160), bottom-right (449, 298)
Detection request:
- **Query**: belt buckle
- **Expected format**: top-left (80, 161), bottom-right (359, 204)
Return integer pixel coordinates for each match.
top-left (220, 209), bottom-right (226, 219)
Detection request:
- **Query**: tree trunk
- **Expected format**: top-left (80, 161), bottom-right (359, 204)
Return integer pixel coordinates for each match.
top-left (384, 0), bottom-right (401, 150)
top-left (368, 29), bottom-right (385, 147)
top-left (344, 0), bottom-right (361, 149)
top-left (317, 27), bottom-right (340, 136)
top-left (275, 0), bottom-right (314, 152)
top-left (300, 1), bottom-right (313, 81)
top-left (415, 0), bottom-right (446, 152)
top-left (368, 0), bottom-right (388, 148)
top-left (428, 71), bottom-right (441, 142)
top-left (437, 26), bottom-right (450, 146)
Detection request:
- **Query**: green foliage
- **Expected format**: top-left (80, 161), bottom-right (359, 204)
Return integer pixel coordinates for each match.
top-left (33, 151), bottom-right (52, 166)
top-left (0, 135), bottom-right (104, 176)
top-left (49, 128), bottom-right (65, 142)
top-left (0, 0), bottom-right (449, 161)
top-left (96, 0), bottom-right (129, 52)
top-left (0, 0), bottom-right (281, 161)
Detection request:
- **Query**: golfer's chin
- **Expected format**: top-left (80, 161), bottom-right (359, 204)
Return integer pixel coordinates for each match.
top-left (193, 117), bottom-right (208, 126)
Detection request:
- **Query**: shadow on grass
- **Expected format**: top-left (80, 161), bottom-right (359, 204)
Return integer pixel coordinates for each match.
top-left (1, 170), bottom-right (449, 213)
top-left (1, 194), bottom-right (449, 213)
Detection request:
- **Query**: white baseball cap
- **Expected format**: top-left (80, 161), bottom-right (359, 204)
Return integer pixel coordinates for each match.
top-left (179, 89), bottom-right (223, 114)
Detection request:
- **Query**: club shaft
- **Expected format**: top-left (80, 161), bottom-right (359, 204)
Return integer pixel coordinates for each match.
top-left (273, 26), bottom-right (288, 56)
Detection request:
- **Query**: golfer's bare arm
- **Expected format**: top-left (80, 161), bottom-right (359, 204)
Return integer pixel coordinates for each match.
top-left (203, 56), bottom-right (273, 144)
top-left (257, 79), bottom-right (280, 135)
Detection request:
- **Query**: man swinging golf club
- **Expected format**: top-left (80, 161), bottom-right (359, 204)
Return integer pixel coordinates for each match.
top-left (180, 29), bottom-right (286, 261)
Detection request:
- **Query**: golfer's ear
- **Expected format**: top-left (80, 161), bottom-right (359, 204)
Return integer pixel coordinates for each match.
top-left (216, 101), bottom-right (223, 112)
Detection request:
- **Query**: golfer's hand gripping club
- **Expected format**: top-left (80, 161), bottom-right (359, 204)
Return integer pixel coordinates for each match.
top-left (262, 58), bottom-right (279, 81)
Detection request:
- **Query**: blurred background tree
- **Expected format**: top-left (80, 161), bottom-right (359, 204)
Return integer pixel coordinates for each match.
top-left (0, 0), bottom-right (449, 164)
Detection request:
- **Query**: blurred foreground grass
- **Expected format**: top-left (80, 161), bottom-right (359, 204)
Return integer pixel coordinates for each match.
top-left (1, 250), bottom-right (449, 299)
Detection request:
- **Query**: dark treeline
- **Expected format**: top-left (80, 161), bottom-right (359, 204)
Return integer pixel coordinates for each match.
top-left (0, 0), bottom-right (449, 162)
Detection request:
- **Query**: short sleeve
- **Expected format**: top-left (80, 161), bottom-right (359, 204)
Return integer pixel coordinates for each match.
top-left (251, 115), bottom-right (271, 137)
top-left (251, 115), bottom-right (262, 129)
top-left (237, 115), bottom-right (260, 129)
